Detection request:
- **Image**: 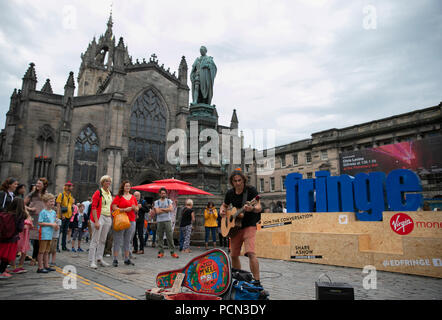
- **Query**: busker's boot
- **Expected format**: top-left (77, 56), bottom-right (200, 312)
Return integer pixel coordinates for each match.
top-left (213, 242), bottom-right (216, 248)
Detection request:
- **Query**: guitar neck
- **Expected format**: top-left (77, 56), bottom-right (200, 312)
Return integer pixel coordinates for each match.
top-left (232, 197), bottom-right (258, 218)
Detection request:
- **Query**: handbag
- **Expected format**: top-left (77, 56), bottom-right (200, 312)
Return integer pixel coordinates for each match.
top-left (60, 193), bottom-right (72, 214)
top-left (149, 209), bottom-right (157, 231)
top-left (112, 209), bottom-right (131, 231)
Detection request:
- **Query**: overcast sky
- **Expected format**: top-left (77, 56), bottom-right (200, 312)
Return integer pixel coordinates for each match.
top-left (0, 0), bottom-right (441, 149)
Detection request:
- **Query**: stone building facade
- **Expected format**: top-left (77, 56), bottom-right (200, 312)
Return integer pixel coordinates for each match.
top-left (0, 15), bottom-right (240, 208)
top-left (248, 103), bottom-right (442, 212)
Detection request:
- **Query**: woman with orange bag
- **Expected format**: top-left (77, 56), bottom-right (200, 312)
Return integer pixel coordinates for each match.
top-left (111, 181), bottom-right (138, 267)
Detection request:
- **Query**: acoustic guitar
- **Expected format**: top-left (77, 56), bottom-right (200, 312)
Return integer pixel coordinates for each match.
top-left (220, 196), bottom-right (260, 238)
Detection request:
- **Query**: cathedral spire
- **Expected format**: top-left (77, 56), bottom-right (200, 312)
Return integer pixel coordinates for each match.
top-left (23, 62), bottom-right (37, 81)
top-left (105, 7), bottom-right (113, 40)
top-left (178, 56), bottom-right (188, 85)
top-left (64, 71), bottom-right (75, 102)
top-left (113, 37), bottom-right (126, 70)
top-left (22, 62), bottom-right (37, 96)
top-left (41, 79), bottom-right (53, 94)
top-left (65, 71), bottom-right (75, 89)
top-left (10, 88), bottom-right (18, 100)
top-left (230, 109), bottom-right (239, 129)
top-left (107, 11), bottom-right (113, 28)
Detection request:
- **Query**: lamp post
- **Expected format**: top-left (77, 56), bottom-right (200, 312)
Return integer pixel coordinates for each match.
top-left (174, 157), bottom-right (181, 180)
top-left (221, 157), bottom-right (229, 194)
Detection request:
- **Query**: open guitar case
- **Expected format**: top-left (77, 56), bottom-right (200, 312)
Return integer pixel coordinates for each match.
top-left (146, 249), bottom-right (237, 300)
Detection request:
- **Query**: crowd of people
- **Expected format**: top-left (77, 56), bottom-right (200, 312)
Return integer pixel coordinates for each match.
top-left (0, 175), bottom-right (230, 279)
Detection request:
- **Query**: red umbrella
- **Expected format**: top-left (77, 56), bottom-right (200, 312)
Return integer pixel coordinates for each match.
top-left (153, 178), bottom-right (191, 185)
top-left (132, 180), bottom-right (214, 196)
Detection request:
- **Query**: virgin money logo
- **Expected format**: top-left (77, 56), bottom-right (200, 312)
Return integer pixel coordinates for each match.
top-left (390, 213), bottom-right (414, 235)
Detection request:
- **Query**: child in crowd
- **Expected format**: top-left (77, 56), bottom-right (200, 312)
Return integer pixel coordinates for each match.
top-left (13, 210), bottom-right (33, 273)
top-left (71, 204), bottom-right (88, 252)
top-left (37, 193), bottom-right (58, 274)
top-left (49, 215), bottom-right (62, 267)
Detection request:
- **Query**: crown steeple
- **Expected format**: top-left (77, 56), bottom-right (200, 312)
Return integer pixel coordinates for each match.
top-left (105, 9), bottom-right (113, 40)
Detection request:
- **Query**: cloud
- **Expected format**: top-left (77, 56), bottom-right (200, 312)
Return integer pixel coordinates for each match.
top-left (0, 0), bottom-right (440, 151)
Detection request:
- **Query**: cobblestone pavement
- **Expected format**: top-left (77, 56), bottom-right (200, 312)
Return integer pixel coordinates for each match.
top-left (0, 241), bottom-right (441, 300)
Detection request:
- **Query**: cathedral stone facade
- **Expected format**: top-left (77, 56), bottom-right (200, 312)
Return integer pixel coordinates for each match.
top-left (0, 15), bottom-right (240, 204)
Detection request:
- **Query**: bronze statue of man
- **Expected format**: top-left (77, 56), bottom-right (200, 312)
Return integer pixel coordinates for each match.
top-left (190, 46), bottom-right (217, 105)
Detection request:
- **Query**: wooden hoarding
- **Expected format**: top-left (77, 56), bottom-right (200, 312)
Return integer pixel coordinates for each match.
top-left (255, 211), bottom-right (442, 278)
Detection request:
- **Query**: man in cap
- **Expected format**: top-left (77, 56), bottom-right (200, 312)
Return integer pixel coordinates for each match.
top-left (56, 181), bottom-right (75, 251)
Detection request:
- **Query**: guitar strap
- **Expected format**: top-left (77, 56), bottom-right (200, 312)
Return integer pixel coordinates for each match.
top-left (241, 187), bottom-right (248, 208)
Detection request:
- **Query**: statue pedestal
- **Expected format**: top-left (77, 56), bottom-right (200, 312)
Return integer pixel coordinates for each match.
top-left (174, 164), bottom-right (226, 246)
top-left (189, 103), bottom-right (218, 124)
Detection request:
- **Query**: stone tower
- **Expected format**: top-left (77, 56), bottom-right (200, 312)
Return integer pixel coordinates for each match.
top-left (77, 12), bottom-right (130, 96)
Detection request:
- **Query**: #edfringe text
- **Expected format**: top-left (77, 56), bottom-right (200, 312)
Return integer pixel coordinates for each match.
top-left (383, 258), bottom-right (442, 267)
top-left (175, 304), bottom-right (266, 317)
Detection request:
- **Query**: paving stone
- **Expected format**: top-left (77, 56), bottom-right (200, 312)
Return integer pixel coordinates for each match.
top-left (1, 242), bottom-right (441, 300)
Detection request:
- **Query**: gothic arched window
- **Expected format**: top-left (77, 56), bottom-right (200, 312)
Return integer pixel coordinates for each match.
top-left (129, 89), bottom-right (167, 164)
top-left (73, 125), bottom-right (99, 183)
top-left (33, 124), bottom-right (55, 181)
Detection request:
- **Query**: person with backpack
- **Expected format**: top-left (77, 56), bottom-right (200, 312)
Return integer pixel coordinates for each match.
top-left (56, 181), bottom-right (75, 251)
top-left (0, 198), bottom-right (27, 279)
top-left (88, 175), bottom-right (113, 269)
top-left (154, 188), bottom-right (179, 259)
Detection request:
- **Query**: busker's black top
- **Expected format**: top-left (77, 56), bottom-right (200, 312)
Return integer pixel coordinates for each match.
top-left (224, 185), bottom-right (260, 229)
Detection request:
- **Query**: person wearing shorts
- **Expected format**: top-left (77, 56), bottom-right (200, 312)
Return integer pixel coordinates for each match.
top-left (37, 193), bottom-right (58, 274)
top-left (39, 240), bottom-right (51, 254)
top-left (71, 204), bottom-right (88, 252)
top-left (220, 169), bottom-right (262, 285)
